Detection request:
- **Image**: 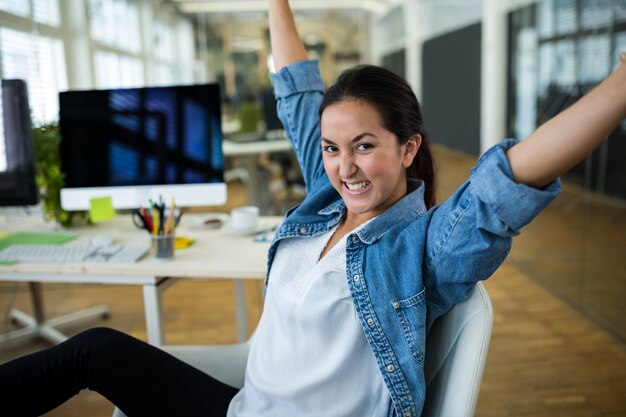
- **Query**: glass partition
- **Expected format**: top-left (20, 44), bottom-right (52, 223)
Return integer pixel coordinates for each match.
top-left (508, 0), bottom-right (626, 342)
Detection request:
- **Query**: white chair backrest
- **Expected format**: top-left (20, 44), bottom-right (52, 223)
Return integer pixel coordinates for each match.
top-left (422, 282), bottom-right (493, 417)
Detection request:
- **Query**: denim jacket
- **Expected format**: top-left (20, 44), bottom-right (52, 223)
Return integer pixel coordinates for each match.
top-left (268, 60), bottom-right (561, 417)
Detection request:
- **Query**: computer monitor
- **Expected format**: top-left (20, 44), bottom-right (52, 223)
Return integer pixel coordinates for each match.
top-left (0, 79), bottom-right (38, 207)
top-left (260, 89), bottom-right (283, 131)
top-left (59, 83), bottom-right (226, 210)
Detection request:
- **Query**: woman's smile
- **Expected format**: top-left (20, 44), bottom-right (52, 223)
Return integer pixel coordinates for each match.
top-left (343, 180), bottom-right (372, 194)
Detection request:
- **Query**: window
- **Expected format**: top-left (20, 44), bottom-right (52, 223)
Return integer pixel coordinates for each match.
top-left (537, 0), bottom-right (555, 38)
top-left (89, 0), bottom-right (140, 53)
top-left (0, 27), bottom-right (67, 124)
top-left (1, 0), bottom-right (198, 124)
top-left (0, 0), bottom-right (61, 26)
top-left (94, 51), bottom-right (143, 88)
top-left (579, 34), bottom-right (611, 83)
top-left (33, 0), bottom-right (61, 27)
top-left (0, 0), bottom-right (30, 18)
top-left (89, 0), bottom-right (143, 87)
top-left (555, 0), bottom-right (577, 35)
top-left (581, 0), bottom-right (611, 30)
top-left (0, 0), bottom-right (65, 125)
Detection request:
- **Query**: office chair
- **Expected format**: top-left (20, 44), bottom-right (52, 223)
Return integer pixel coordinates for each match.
top-left (112, 282), bottom-right (492, 417)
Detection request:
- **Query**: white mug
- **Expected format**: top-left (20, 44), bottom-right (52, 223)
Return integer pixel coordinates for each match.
top-left (230, 206), bottom-right (259, 232)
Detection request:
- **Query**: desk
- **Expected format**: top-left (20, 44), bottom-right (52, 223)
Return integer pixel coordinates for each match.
top-left (0, 215), bottom-right (277, 346)
top-left (223, 137), bottom-right (294, 210)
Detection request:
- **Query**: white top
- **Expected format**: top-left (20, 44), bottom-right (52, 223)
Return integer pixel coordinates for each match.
top-left (227, 225), bottom-right (391, 417)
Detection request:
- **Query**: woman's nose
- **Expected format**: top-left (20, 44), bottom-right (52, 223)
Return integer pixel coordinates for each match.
top-left (339, 154), bottom-right (358, 178)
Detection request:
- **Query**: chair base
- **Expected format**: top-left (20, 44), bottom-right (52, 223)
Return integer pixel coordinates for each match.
top-left (0, 282), bottom-right (109, 348)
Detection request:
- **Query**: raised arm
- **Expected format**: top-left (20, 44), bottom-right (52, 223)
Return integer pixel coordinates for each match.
top-left (269, 0), bottom-right (308, 71)
top-left (268, 0), bottom-right (326, 191)
top-left (507, 54), bottom-right (626, 188)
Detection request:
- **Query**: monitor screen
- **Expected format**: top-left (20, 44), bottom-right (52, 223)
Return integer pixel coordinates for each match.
top-left (0, 79), bottom-right (38, 207)
top-left (59, 83), bottom-right (226, 210)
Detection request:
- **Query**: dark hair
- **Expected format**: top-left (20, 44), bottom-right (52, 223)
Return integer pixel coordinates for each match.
top-left (319, 65), bottom-right (436, 209)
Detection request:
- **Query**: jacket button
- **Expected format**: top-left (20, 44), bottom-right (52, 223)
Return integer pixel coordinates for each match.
top-left (386, 364), bottom-right (394, 372)
top-left (366, 318), bottom-right (374, 326)
top-left (351, 236), bottom-right (357, 243)
top-left (392, 302), bottom-right (400, 309)
top-left (299, 227), bottom-right (308, 234)
top-left (352, 274), bottom-right (360, 282)
top-left (404, 412), bottom-right (412, 417)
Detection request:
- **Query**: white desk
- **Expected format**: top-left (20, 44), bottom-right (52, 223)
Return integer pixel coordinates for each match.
top-left (0, 215), bottom-right (277, 346)
top-left (222, 137), bottom-right (293, 157)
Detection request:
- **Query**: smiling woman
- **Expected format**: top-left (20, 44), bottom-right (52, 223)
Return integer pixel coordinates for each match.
top-left (1, 1), bottom-right (625, 417)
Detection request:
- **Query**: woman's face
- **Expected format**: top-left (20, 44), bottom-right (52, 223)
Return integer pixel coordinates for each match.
top-left (320, 100), bottom-right (419, 224)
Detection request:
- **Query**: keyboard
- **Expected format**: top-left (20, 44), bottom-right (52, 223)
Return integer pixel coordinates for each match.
top-left (0, 243), bottom-right (151, 263)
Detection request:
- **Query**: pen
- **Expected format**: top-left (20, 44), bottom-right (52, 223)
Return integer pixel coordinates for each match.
top-left (165, 198), bottom-right (176, 234)
top-left (152, 206), bottom-right (159, 235)
top-left (174, 211), bottom-right (183, 228)
top-left (158, 197), bottom-right (165, 234)
top-left (141, 207), bottom-right (153, 232)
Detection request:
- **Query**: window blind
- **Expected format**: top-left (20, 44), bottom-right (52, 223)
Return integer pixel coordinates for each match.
top-left (0, 0), bottom-right (30, 18)
top-left (0, 27), bottom-right (68, 124)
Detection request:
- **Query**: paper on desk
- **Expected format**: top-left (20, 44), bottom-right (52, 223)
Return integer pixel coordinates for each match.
top-left (0, 232), bottom-right (77, 251)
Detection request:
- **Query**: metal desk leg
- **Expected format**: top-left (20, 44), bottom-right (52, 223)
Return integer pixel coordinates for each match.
top-left (143, 278), bottom-right (176, 346)
top-left (234, 280), bottom-right (248, 342)
top-left (243, 155), bottom-right (271, 210)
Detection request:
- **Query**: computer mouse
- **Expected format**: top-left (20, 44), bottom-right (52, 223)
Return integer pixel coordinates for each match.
top-left (90, 235), bottom-right (114, 247)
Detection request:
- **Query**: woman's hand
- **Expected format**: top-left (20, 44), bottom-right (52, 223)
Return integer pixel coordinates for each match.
top-left (269, 0), bottom-right (308, 72)
top-left (506, 52), bottom-right (626, 188)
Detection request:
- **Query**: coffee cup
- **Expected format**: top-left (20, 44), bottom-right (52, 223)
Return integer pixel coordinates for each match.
top-left (230, 206), bottom-right (259, 232)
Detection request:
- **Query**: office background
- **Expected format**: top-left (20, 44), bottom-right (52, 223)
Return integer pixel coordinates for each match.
top-left (1, 0), bottom-right (625, 416)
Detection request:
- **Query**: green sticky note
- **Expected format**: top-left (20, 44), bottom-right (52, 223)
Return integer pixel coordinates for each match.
top-left (89, 196), bottom-right (116, 223)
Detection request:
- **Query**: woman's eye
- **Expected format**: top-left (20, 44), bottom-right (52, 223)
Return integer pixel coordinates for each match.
top-left (356, 143), bottom-right (372, 151)
top-left (323, 145), bottom-right (338, 153)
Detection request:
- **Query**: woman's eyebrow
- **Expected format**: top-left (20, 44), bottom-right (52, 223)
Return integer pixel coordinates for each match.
top-left (321, 132), bottom-right (377, 144)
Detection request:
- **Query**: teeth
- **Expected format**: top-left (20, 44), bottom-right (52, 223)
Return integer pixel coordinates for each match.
top-left (346, 181), bottom-right (370, 191)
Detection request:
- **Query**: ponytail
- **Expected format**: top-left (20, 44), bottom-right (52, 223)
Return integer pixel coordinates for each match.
top-left (409, 131), bottom-right (436, 209)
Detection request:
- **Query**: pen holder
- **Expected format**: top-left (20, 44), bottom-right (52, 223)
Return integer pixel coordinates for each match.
top-left (151, 233), bottom-right (175, 259)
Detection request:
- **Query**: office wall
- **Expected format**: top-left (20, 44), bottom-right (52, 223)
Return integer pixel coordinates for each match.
top-left (422, 23), bottom-right (482, 155)
top-left (381, 49), bottom-right (406, 79)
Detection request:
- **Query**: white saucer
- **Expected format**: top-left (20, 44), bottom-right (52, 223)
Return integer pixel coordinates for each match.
top-left (189, 213), bottom-right (230, 229)
top-left (222, 224), bottom-right (268, 235)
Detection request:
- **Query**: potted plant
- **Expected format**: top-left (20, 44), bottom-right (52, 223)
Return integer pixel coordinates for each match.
top-left (31, 123), bottom-right (89, 227)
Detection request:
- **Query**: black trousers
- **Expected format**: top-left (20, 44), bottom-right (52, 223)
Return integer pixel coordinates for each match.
top-left (0, 327), bottom-right (239, 417)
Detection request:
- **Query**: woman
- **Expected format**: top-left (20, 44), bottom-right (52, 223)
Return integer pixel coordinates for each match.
top-left (2, 1), bottom-right (626, 416)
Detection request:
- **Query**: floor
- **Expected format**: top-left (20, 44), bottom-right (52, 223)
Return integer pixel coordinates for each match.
top-left (0, 144), bottom-right (625, 417)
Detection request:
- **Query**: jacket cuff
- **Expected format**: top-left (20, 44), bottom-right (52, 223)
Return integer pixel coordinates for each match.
top-left (471, 138), bottom-right (562, 235)
top-left (270, 60), bottom-right (324, 98)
